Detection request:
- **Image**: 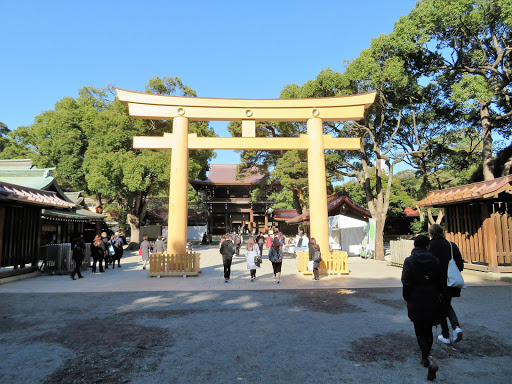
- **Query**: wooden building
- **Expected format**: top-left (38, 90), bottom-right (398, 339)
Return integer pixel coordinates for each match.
top-left (0, 160), bottom-right (106, 245)
top-left (416, 175), bottom-right (512, 275)
top-left (191, 164), bottom-right (280, 235)
top-left (0, 181), bottom-right (75, 276)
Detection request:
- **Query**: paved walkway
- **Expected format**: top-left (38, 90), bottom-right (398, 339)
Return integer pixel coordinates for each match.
top-left (0, 244), bottom-right (509, 293)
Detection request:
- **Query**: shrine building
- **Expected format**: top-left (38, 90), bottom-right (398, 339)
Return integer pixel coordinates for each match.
top-left (190, 164), bottom-right (281, 235)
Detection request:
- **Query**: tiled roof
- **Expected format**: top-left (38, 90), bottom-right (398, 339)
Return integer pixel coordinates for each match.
top-left (193, 164), bottom-right (267, 185)
top-left (273, 208), bottom-right (299, 221)
top-left (0, 181), bottom-right (75, 208)
top-left (403, 207), bottom-right (420, 217)
top-left (285, 192), bottom-right (371, 224)
top-left (415, 175), bottom-right (512, 207)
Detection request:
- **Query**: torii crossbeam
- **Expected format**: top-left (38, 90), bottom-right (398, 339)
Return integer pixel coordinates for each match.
top-left (116, 89), bottom-right (376, 256)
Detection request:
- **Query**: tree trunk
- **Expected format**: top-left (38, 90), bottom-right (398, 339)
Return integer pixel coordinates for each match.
top-left (292, 189), bottom-right (303, 215)
top-left (374, 213), bottom-right (386, 261)
top-left (481, 102), bottom-right (494, 180)
top-left (127, 213), bottom-right (140, 249)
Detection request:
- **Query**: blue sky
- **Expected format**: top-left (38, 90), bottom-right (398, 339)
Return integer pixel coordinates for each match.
top-left (0, 0), bottom-right (416, 164)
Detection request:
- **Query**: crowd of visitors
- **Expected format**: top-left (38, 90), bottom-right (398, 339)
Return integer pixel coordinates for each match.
top-left (69, 231), bottom-right (125, 279)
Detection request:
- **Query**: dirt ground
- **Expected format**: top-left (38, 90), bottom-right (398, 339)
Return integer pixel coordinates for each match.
top-left (1, 286), bottom-right (511, 383)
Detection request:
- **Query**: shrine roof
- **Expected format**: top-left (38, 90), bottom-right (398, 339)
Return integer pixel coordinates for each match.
top-left (273, 209), bottom-right (299, 221)
top-left (284, 192), bottom-right (371, 224)
top-left (192, 164), bottom-right (268, 185)
top-left (0, 181), bottom-right (75, 208)
top-left (415, 175), bottom-right (512, 207)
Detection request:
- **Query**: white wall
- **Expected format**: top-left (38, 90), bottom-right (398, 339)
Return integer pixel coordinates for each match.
top-left (187, 225), bottom-right (208, 241)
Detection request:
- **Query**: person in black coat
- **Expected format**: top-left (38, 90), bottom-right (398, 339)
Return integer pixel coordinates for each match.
top-left (428, 224), bottom-right (464, 344)
top-left (220, 234), bottom-right (235, 282)
top-left (401, 235), bottom-right (443, 381)
top-left (70, 234), bottom-right (86, 280)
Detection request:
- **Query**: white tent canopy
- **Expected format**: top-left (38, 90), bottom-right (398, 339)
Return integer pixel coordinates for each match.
top-left (328, 215), bottom-right (368, 256)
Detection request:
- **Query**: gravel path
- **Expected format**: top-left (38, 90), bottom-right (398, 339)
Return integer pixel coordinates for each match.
top-left (1, 286), bottom-right (511, 383)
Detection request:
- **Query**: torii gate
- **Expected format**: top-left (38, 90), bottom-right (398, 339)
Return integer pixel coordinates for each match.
top-left (116, 89), bottom-right (376, 256)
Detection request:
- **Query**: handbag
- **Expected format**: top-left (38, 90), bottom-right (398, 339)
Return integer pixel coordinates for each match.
top-left (138, 248), bottom-right (142, 256)
top-left (254, 255), bottom-right (262, 267)
top-left (307, 260), bottom-right (314, 271)
top-left (108, 244), bottom-right (116, 256)
top-left (447, 242), bottom-right (465, 289)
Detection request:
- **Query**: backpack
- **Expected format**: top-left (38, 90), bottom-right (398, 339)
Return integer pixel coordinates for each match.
top-left (313, 249), bottom-right (322, 262)
top-left (72, 242), bottom-right (83, 260)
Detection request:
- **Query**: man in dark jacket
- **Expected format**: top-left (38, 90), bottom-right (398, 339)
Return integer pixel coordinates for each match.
top-left (402, 235), bottom-right (443, 381)
top-left (429, 224), bottom-right (464, 344)
top-left (70, 234), bottom-right (86, 280)
top-left (220, 233), bottom-right (235, 282)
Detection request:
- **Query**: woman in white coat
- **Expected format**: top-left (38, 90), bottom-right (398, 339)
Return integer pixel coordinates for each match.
top-left (245, 237), bottom-right (260, 282)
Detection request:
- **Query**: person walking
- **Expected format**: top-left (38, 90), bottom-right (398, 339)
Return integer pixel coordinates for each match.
top-left (308, 237), bottom-right (322, 281)
top-left (152, 235), bottom-right (166, 253)
top-left (70, 234), bottom-right (85, 280)
top-left (90, 234), bottom-right (105, 274)
top-left (101, 232), bottom-right (110, 269)
top-left (220, 233), bottom-right (235, 282)
top-left (268, 237), bottom-right (283, 283)
top-left (265, 233), bottom-right (273, 249)
top-left (428, 224), bottom-right (464, 344)
top-left (256, 232), bottom-right (265, 255)
top-left (234, 233), bottom-right (242, 256)
top-left (401, 235), bottom-right (443, 381)
top-left (112, 232), bottom-right (124, 268)
top-left (140, 236), bottom-right (151, 270)
top-left (245, 237), bottom-right (260, 282)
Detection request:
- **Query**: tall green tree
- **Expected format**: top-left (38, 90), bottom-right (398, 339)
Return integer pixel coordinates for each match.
top-left (1, 77), bottom-right (215, 244)
top-left (394, 0), bottom-right (512, 180)
top-left (83, 77), bottom-right (215, 244)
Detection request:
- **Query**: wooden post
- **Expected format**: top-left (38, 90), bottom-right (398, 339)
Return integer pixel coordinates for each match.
top-left (168, 116), bottom-right (189, 255)
top-left (307, 117), bottom-right (330, 254)
top-left (481, 203), bottom-right (498, 272)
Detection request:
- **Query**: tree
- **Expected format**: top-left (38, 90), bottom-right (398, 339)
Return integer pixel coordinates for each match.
top-left (394, 0), bottom-right (512, 179)
top-left (83, 78), bottom-right (215, 244)
top-left (0, 122), bottom-right (10, 153)
top-left (1, 77), bottom-right (215, 245)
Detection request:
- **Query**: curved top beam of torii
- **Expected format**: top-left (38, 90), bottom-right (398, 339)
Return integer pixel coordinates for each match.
top-left (116, 88), bottom-right (376, 122)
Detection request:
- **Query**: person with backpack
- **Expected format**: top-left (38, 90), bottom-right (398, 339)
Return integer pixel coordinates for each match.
top-left (428, 224), bottom-right (464, 344)
top-left (90, 234), bottom-right (105, 274)
top-left (70, 234), bottom-right (85, 280)
top-left (308, 237), bottom-right (322, 281)
top-left (401, 235), bottom-right (443, 381)
top-left (268, 237), bottom-right (284, 283)
top-left (220, 233), bottom-right (235, 282)
top-left (111, 232), bottom-right (124, 268)
top-left (101, 232), bottom-right (110, 269)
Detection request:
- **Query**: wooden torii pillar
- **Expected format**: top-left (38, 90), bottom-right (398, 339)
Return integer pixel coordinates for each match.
top-left (116, 89), bottom-right (376, 256)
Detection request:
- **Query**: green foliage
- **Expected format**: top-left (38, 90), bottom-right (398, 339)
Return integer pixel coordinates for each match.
top-left (1, 77), bottom-right (215, 234)
top-left (268, 190), bottom-right (295, 210)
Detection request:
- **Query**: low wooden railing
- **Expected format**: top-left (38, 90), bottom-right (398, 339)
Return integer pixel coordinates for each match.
top-left (296, 250), bottom-right (349, 275)
top-left (149, 252), bottom-right (201, 277)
